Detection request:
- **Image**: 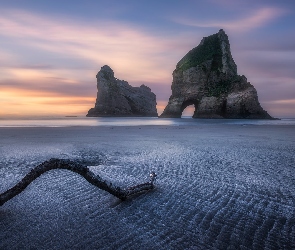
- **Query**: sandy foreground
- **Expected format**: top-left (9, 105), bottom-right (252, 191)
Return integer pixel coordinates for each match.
top-left (0, 124), bottom-right (295, 249)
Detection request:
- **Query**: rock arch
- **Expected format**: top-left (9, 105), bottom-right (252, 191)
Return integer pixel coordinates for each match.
top-left (181, 99), bottom-right (198, 117)
top-left (160, 30), bottom-right (273, 119)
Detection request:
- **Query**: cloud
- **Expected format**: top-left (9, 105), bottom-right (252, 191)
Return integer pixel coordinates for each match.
top-left (0, 76), bottom-right (95, 98)
top-left (0, 7), bottom-right (294, 118)
top-left (173, 7), bottom-right (287, 33)
top-left (0, 88), bottom-right (95, 117)
top-left (245, 74), bottom-right (295, 118)
top-left (0, 9), bottom-right (186, 82)
top-left (236, 50), bottom-right (295, 77)
top-left (261, 99), bottom-right (295, 118)
top-left (0, 9), bottom-right (188, 116)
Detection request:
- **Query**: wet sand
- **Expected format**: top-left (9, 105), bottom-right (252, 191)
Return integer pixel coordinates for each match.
top-left (1, 124), bottom-right (295, 249)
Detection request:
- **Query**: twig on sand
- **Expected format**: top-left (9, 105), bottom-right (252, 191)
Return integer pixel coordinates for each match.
top-left (0, 158), bottom-right (157, 206)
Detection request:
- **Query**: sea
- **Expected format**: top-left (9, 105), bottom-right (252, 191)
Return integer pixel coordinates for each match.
top-left (0, 116), bottom-right (294, 127)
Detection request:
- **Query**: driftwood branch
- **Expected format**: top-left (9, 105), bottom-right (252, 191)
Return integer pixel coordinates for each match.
top-left (0, 158), bottom-right (157, 206)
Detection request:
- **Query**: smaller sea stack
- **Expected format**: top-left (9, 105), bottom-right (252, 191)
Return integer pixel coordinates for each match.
top-left (87, 65), bottom-right (158, 117)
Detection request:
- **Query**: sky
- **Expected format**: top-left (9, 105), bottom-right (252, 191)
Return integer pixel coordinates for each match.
top-left (0, 0), bottom-right (294, 118)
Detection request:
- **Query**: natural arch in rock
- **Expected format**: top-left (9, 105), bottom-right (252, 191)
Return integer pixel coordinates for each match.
top-left (160, 29), bottom-right (273, 119)
top-left (181, 100), bottom-right (198, 118)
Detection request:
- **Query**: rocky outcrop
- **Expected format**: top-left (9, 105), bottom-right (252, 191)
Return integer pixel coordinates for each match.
top-left (160, 29), bottom-right (273, 119)
top-left (87, 65), bottom-right (158, 117)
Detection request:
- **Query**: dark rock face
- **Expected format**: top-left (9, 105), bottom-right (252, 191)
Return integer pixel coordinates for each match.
top-left (160, 29), bottom-right (273, 119)
top-left (87, 65), bottom-right (158, 117)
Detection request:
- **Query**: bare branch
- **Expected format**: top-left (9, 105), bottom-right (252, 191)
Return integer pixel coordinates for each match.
top-left (0, 158), bottom-right (156, 206)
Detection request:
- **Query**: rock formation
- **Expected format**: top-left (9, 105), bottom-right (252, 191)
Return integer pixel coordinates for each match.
top-left (160, 29), bottom-right (273, 119)
top-left (87, 65), bottom-right (158, 117)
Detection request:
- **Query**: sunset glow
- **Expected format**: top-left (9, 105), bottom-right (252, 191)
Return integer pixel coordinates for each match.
top-left (0, 1), bottom-right (294, 118)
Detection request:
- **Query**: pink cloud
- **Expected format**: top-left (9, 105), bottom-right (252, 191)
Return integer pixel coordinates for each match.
top-left (0, 8), bottom-right (293, 118)
top-left (261, 99), bottom-right (295, 118)
top-left (0, 9), bottom-right (187, 83)
top-left (173, 7), bottom-right (287, 32)
top-left (0, 9), bottom-right (190, 116)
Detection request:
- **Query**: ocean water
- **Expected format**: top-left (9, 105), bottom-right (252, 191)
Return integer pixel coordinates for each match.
top-left (0, 116), bottom-right (294, 127)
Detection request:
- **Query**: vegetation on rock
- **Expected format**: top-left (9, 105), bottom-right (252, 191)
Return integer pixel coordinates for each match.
top-left (176, 34), bottom-right (222, 72)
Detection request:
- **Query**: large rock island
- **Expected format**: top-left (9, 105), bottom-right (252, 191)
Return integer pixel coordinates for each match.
top-left (87, 65), bottom-right (158, 117)
top-left (160, 29), bottom-right (273, 119)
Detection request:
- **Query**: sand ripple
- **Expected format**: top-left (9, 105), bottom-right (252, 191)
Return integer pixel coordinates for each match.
top-left (0, 126), bottom-right (295, 249)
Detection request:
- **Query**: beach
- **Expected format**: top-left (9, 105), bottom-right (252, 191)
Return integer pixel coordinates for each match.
top-left (1, 122), bottom-right (295, 249)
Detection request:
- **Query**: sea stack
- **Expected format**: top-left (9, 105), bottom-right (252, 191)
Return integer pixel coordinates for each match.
top-left (87, 65), bottom-right (158, 117)
top-left (160, 29), bottom-right (273, 119)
